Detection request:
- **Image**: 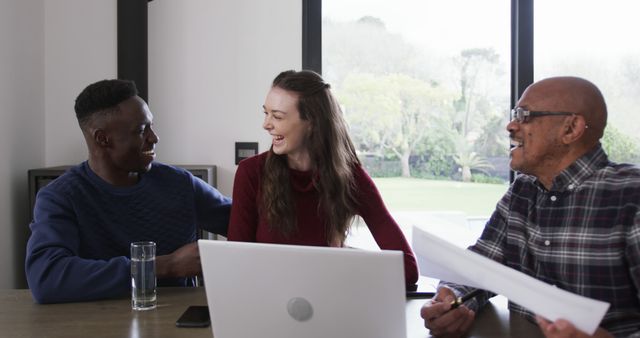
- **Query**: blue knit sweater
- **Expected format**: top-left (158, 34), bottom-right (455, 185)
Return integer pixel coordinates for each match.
top-left (25, 161), bottom-right (231, 303)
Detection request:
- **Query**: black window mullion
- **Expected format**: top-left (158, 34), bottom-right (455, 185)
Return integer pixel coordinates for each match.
top-left (510, 0), bottom-right (534, 182)
top-left (511, 0), bottom-right (534, 110)
top-left (302, 0), bottom-right (322, 74)
top-left (117, 0), bottom-right (150, 103)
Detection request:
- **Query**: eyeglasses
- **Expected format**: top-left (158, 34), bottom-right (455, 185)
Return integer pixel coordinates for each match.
top-left (510, 107), bottom-right (574, 123)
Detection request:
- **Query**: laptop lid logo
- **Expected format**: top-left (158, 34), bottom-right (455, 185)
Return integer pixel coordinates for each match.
top-left (286, 297), bottom-right (313, 322)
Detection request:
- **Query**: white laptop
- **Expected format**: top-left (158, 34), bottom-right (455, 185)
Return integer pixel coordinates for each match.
top-left (198, 239), bottom-right (407, 338)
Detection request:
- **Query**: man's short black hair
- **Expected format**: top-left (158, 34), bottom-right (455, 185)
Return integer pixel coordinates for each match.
top-left (74, 79), bottom-right (138, 127)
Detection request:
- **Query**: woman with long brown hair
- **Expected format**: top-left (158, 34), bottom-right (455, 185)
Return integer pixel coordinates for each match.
top-left (228, 70), bottom-right (418, 285)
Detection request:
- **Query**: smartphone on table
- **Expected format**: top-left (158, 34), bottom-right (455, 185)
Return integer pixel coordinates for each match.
top-left (175, 305), bottom-right (210, 328)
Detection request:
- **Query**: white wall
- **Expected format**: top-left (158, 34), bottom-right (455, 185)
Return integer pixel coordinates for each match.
top-left (148, 0), bottom-right (302, 195)
top-left (44, 1), bottom-right (117, 166)
top-left (0, 0), bottom-right (45, 289)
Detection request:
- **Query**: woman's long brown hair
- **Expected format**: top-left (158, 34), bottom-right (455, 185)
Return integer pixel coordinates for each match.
top-left (261, 70), bottom-right (361, 245)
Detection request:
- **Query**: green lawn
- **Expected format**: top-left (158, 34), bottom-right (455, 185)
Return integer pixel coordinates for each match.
top-left (371, 177), bottom-right (509, 217)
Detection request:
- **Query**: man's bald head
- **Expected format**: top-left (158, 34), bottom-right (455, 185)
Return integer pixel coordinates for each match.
top-left (522, 76), bottom-right (607, 146)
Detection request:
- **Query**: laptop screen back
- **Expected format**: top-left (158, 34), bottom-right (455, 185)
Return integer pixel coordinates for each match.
top-left (198, 239), bottom-right (407, 338)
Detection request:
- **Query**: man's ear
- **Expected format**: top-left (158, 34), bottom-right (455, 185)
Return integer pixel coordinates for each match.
top-left (94, 129), bottom-right (110, 148)
top-left (561, 115), bottom-right (588, 144)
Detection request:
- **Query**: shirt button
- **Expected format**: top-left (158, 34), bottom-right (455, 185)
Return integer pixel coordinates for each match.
top-left (550, 195), bottom-right (557, 201)
top-left (568, 184), bottom-right (575, 190)
top-left (544, 240), bottom-right (551, 246)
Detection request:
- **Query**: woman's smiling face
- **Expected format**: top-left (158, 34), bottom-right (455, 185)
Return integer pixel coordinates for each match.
top-left (262, 86), bottom-right (311, 165)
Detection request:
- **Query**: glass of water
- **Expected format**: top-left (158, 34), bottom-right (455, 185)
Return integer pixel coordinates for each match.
top-left (131, 241), bottom-right (157, 310)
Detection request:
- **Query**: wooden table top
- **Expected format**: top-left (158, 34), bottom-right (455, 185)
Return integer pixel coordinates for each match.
top-left (0, 287), bottom-right (542, 338)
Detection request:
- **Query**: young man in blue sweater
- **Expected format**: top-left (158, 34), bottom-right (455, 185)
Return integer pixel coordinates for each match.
top-left (25, 79), bottom-right (231, 303)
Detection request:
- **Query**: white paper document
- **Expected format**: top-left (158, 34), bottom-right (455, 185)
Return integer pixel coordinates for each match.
top-left (412, 225), bottom-right (610, 335)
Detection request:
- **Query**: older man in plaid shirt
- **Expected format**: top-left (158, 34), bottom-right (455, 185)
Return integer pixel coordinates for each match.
top-left (420, 77), bottom-right (640, 338)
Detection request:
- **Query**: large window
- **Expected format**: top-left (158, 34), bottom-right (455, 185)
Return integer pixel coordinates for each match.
top-left (310, 0), bottom-right (638, 250)
top-left (319, 0), bottom-right (512, 249)
top-left (535, 0), bottom-right (640, 164)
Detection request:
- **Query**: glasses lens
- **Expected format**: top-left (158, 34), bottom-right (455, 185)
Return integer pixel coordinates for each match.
top-left (511, 108), bottom-right (521, 122)
top-left (511, 107), bottom-right (528, 123)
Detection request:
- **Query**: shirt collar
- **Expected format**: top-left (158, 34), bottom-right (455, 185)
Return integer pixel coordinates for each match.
top-left (548, 143), bottom-right (609, 192)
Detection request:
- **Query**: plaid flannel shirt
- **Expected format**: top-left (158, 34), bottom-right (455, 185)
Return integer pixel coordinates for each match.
top-left (440, 144), bottom-right (640, 337)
